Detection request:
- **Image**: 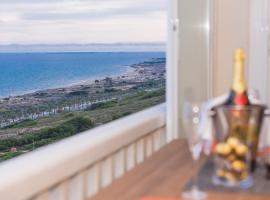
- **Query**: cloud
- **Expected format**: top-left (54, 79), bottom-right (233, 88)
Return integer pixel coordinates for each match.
top-left (22, 4), bottom-right (164, 21)
top-left (0, 0), bottom-right (68, 4)
top-left (0, 0), bottom-right (166, 44)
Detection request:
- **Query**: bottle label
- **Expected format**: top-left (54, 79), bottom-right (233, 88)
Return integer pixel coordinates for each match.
top-left (234, 94), bottom-right (248, 105)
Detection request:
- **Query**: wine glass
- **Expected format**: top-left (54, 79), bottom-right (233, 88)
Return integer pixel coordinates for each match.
top-left (249, 88), bottom-right (261, 103)
top-left (181, 101), bottom-right (206, 200)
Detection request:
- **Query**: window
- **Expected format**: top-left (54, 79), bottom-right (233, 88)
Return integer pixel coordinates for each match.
top-left (0, 0), bottom-right (166, 161)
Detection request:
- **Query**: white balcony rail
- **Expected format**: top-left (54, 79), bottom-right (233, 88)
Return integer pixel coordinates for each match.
top-left (0, 103), bottom-right (166, 200)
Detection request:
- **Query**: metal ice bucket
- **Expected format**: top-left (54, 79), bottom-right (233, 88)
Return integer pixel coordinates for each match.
top-left (211, 105), bottom-right (266, 188)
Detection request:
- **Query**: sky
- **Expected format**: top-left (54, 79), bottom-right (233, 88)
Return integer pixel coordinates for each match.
top-left (0, 0), bottom-right (167, 45)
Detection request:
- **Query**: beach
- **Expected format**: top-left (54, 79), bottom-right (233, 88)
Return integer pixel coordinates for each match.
top-left (0, 57), bottom-right (166, 112)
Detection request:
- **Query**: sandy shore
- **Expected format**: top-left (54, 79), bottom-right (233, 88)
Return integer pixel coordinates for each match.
top-left (0, 58), bottom-right (166, 110)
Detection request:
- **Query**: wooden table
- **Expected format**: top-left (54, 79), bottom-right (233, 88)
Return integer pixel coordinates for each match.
top-left (91, 139), bottom-right (269, 200)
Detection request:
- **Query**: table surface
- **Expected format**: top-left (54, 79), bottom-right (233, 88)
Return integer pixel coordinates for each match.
top-left (91, 139), bottom-right (270, 200)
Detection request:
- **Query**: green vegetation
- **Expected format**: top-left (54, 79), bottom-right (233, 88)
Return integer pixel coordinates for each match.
top-left (104, 88), bottom-right (118, 93)
top-left (63, 113), bottom-right (75, 118)
top-left (0, 151), bottom-right (24, 161)
top-left (93, 100), bottom-right (118, 109)
top-left (67, 90), bottom-right (88, 96)
top-left (139, 89), bottom-right (165, 100)
top-left (112, 112), bottom-right (132, 120)
top-left (3, 119), bottom-right (37, 129)
top-left (0, 116), bottom-right (94, 161)
top-left (0, 87), bottom-right (165, 161)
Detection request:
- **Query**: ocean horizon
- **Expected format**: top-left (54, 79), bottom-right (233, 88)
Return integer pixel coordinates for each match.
top-left (0, 43), bottom-right (166, 53)
top-left (0, 51), bottom-right (165, 98)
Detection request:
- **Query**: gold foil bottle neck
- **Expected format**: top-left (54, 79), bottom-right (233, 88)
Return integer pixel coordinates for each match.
top-left (232, 48), bottom-right (247, 94)
top-left (234, 48), bottom-right (245, 62)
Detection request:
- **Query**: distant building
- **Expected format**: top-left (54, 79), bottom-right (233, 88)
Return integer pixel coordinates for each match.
top-left (104, 77), bottom-right (113, 87)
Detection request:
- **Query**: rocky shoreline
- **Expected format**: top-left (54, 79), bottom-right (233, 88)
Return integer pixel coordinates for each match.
top-left (0, 58), bottom-right (166, 110)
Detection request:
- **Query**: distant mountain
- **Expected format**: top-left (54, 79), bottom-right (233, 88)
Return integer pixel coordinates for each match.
top-left (0, 43), bottom-right (166, 53)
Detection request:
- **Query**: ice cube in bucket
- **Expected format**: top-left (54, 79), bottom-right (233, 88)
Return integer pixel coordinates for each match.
top-left (212, 105), bottom-right (265, 188)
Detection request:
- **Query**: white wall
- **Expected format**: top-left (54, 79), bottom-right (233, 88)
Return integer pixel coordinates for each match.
top-left (249, 0), bottom-right (269, 105)
top-left (212, 0), bottom-right (250, 96)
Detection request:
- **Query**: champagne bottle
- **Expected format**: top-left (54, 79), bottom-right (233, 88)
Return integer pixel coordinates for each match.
top-left (226, 49), bottom-right (258, 172)
top-left (225, 48), bottom-right (250, 106)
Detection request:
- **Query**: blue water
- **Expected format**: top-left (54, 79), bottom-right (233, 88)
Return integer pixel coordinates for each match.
top-left (0, 52), bottom-right (165, 97)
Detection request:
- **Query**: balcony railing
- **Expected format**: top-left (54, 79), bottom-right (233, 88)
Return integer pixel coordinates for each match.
top-left (0, 103), bottom-right (166, 200)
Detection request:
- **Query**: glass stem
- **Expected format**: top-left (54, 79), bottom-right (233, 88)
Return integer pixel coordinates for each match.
top-left (192, 154), bottom-right (199, 191)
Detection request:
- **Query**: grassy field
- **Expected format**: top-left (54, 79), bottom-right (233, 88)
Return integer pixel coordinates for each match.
top-left (0, 88), bottom-right (165, 161)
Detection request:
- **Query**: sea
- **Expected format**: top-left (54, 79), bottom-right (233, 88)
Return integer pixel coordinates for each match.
top-left (0, 52), bottom-right (165, 98)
